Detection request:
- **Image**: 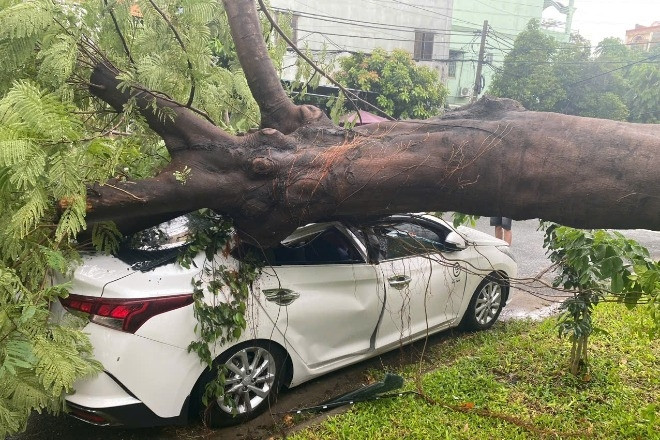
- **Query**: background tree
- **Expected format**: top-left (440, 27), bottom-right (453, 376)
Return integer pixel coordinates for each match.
top-left (626, 48), bottom-right (660, 123)
top-left (335, 48), bottom-right (448, 119)
top-left (490, 21), bottom-right (659, 123)
top-left (551, 34), bottom-right (629, 120)
top-left (489, 20), bottom-right (562, 111)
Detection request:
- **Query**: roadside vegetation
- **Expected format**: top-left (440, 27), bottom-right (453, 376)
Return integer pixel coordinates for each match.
top-left (288, 303), bottom-right (659, 439)
top-left (335, 48), bottom-right (448, 119)
top-left (490, 20), bottom-right (660, 123)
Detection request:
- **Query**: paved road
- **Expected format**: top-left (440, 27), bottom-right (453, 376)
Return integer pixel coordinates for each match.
top-left (472, 217), bottom-right (660, 320)
top-left (11, 219), bottom-right (659, 440)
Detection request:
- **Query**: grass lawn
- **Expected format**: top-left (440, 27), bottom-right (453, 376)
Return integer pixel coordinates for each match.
top-left (287, 304), bottom-right (659, 439)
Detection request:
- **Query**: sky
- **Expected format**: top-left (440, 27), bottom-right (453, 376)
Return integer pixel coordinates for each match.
top-left (547, 0), bottom-right (660, 46)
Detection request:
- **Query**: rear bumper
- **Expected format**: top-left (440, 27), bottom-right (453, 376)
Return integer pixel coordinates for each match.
top-left (66, 400), bottom-right (187, 428)
top-left (65, 370), bottom-right (189, 427)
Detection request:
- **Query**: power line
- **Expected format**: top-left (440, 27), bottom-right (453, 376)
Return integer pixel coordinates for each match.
top-left (489, 25), bottom-right (657, 51)
top-left (271, 7), bottom-right (459, 34)
top-left (387, 0), bottom-right (483, 28)
top-left (292, 31), bottom-right (659, 69)
top-left (374, 0), bottom-right (554, 32)
top-left (563, 53), bottom-right (660, 87)
top-left (283, 2), bottom-right (655, 52)
top-left (296, 28), bottom-right (490, 43)
top-left (273, 3), bottom-right (659, 94)
top-left (281, 6), bottom-right (648, 54)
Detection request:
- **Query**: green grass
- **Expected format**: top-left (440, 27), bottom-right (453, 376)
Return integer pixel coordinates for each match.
top-left (288, 304), bottom-right (659, 440)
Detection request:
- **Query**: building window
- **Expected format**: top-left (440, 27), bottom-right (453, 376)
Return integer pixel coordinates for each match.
top-left (448, 50), bottom-right (463, 78)
top-left (414, 31), bottom-right (434, 60)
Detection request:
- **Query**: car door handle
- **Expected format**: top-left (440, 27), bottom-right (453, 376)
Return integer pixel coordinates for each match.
top-left (387, 275), bottom-right (411, 290)
top-left (263, 288), bottom-right (300, 306)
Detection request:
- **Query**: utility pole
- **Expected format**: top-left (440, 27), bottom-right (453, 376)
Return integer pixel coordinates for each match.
top-left (565, 0), bottom-right (576, 38)
top-left (472, 20), bottom-right (488, 103)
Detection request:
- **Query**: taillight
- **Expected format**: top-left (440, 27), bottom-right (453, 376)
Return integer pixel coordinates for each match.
top-left (60, 294), bottom-right (193, 333)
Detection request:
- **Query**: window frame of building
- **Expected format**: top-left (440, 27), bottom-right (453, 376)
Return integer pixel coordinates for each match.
top-left (414, 31), bottom-right (435, 61)
top-left (448, 50), bottom-right (463, 78)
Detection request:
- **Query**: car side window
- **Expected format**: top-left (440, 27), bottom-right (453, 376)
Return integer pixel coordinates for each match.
top-left (270, 228), bottom-right (364, 265)
top-left (371, 222), bottom-right (447, 260)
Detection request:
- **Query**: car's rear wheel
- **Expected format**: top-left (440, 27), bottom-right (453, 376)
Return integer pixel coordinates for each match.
top-left (460, 273), bottom-right (507, 331)
top-left (193, 341), bottom-right (287, 428)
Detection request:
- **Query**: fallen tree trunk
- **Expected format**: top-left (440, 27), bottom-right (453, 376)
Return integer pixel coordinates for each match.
top-left (82, 0), bottom-right (659, 247)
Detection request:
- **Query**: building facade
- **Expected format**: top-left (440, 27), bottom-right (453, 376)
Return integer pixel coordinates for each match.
top-left (270, 0), bottom-right (454, 85)
top-left (268, 1), bottom-right (574, 111)
top-left (625, 22), bottom-right (660, 51)
top-left (446, 0), bottom-right (574, 107)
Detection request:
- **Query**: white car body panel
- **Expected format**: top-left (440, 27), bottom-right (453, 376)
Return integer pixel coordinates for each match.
top-left (377, 254), bottom-right (465, 345)
top-left (74, 315), bottom-right (201, 418)
top-left (258, 263), bottom-right (381, 367)
top-left (66, 369), bottom-right (141, 409)
top-left (57, 214), bottom-right (516, 425)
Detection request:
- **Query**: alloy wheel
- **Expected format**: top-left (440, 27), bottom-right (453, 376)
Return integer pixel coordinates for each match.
top-left (474, 280), bottom-right (502, 325)
top-left (219, 346), bottom-right (277, 415)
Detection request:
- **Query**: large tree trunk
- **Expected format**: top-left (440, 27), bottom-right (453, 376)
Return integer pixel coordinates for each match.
top-left (82, 0), bottom-right (660, 247)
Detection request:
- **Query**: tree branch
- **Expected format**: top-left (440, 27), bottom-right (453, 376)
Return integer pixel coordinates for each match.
top-left (222, 0), bottom-right (327, 134)
top-left (81, 91), bottom-right (660, 247)
top-left (256, 0), bottom-right (394, 122)
top-left (103, 0), bottom-right (135, 65)
top-left (88, 62), bottom-right (231, 154)
top-left (78, 1), bottom-right (659, 249)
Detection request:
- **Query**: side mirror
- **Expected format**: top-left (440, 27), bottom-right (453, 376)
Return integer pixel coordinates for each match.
top-left (445, 231), bottom-right (467, 251)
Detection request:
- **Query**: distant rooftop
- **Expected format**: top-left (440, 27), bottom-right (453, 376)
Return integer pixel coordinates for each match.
top-left (625, 21), bottom-right (660, 51)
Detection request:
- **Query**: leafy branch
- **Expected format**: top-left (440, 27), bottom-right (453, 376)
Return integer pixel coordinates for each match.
top-left (543, 224), bottom-right (659, 375)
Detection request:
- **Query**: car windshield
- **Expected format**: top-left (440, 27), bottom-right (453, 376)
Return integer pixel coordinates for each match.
top-left (128, 215), bottom-right (193, 250)
top-left (117, 212), bottom-right (215, 272)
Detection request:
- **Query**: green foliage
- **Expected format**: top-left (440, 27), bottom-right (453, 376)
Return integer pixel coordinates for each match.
top-left (91, 222), bottom-right (122, 255)
top-left (626, 54), bottom-right (660, 123)
top-left (178, 211), bottom-right (261, 407)
top-left (490, 20), bottom-right (658, 123)
top-left (336, 48), bottom-right (448, 119)
top-left (543, 225), bottom-right (659, 374)
top-left (552, 35), bottom-right (630, 120)
top-left (0, 267), bottom-right (101, 438)
top-left (490, 20), bottom-right (562, 112)
top-left (450, 212), bottom-right (479, 228)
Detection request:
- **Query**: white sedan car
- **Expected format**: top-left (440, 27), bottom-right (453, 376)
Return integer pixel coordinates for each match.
top-left (52, 213), bottom-right (516, 428)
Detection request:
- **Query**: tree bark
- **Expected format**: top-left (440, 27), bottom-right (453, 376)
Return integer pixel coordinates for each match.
top-left (83, 0), bottom-right (660, 247)
top-left (222, 0), bottom-right (326, 134)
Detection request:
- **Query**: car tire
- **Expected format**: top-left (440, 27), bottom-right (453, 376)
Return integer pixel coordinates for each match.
top-left (460, 273), bottom-right (507, 331)
top-left (193, 341), bottom-right (287, 428)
